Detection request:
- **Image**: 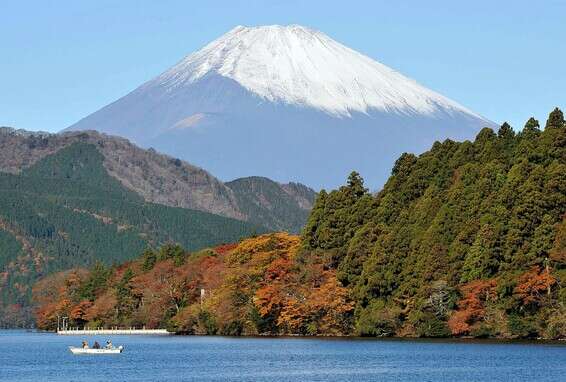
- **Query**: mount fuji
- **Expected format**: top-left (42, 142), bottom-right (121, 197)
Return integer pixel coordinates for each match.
top-left (67, 25), bottom-right (494, 189)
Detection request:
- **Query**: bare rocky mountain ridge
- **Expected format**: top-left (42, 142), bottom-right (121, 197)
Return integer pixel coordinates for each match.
top-left (0, 127), bottom-right (315, 232)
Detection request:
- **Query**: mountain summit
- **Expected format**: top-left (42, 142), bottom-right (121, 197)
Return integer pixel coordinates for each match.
top-left (68, 25), bottom-right (493, 188)
top-left (155, 25), bottom-right (480, 118)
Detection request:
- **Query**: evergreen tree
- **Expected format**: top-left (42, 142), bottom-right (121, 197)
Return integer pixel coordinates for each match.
top-left (77, 261), bottom-right (110, 301)
top-left (158, 243), bottom-right (186, 266)
top-left (545, 107), bottom-right (564, 129)
top-left (475, 127), bottom-right (497, 143)
top-left (141, 248), bottom-right (157, 271)
top-left (550, 217), bottom-right (566, 266)
top-left (344, 171), bottom-right (368, 199)
top-left (116, 268), bottom-right (136, 317)
top-left (460, 225), bottom-right (499, 282)
top-left (301, 190), bottom-right (328, 249)
top-left (498, 122), bottom-right (515, 139)
top-left (391, 152), bottom-right (418, 177)
top-left (524, 117), bottom-right (540, 131)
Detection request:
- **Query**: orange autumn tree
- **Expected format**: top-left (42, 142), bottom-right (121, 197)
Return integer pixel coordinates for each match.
top-left (514, 266), bottom-right (556, 308)
top-left (69, 300), bottom-right (93, 325)
top-left (255, 253), bottom-right (303, 333)
top-left (255, 255), bottom-right (296, 315)
top-left (84, 291), bottom-right (118, 326)
top-left (254, 243), bottom-right (354, 335)
top-left (33, 269), bottom-right (88, 330)
top-left (448, 279), bottom-right (497, 336)
top-left (270, 269), bottom-right (354, 335)
top-left (202, 233), bottom-right (301, 335)
top-left (306, 271), bottom-right (354, 335)
top-left (129, 258), bottom-right (201, 328)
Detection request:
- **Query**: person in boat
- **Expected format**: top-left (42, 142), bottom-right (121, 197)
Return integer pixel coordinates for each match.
top-left (106, 340), bottom-right (113, 349)
top-left (93, 341), bottom-right (101, 349)
top-left (81, 340), bottom-right (89, 349)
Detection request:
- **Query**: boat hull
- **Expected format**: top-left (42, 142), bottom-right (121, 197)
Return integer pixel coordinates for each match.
top-left (69, 346), bottom-right (123, 354)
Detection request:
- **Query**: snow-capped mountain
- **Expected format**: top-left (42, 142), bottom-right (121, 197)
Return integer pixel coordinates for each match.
top-left (156, 25), bottom-right (481, 119)
top-left (67, 25), bottom-right (494, 189)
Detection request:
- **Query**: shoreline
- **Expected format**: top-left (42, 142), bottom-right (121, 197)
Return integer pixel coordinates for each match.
top-left (4, 329), bottom-right (565, 345)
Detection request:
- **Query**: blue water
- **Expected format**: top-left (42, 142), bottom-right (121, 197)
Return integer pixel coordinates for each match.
top-left (1, 331), bottom-right (565, 382)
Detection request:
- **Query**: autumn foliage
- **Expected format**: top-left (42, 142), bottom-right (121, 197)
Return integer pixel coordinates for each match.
top-left (32, 233), bottom-right (353, 336)
top-left (514, 266), bottom-right (556, 307)
top-left (448, 279), bottom-right (497, 336)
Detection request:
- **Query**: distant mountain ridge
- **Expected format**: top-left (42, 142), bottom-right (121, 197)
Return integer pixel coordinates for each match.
top-left (67, 24), bottom-right (494, 188)
top-left (0, 127), bottom-right (316, 232)
top-left (226, 177), bottom-right (314, 233)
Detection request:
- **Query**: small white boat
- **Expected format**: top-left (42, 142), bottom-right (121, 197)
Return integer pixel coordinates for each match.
top-left (69, 346), bottom-right (124, 354)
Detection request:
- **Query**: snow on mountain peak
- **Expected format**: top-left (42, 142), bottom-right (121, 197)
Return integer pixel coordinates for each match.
top-left (152, 24), bottom-right (480, 118)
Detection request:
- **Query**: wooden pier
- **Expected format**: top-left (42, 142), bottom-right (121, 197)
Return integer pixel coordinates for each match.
top-left (57, 327), bottom-right (172, 335)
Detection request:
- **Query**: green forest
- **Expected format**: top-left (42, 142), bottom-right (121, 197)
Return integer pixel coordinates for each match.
top-left (0, 142), bottom-right (261, 326)
top-left (34, 108), bottom-right (566, 339)
top-left (302, 108), bottom-right (566, 338)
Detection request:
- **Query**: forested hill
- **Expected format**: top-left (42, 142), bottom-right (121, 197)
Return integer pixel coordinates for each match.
top-left (0, 128), bottom-right (316, 233)
top-left (34, 109), bottom-right (566, 339)
top-left (225, 177), bottom-right (315, 233)
top-left (0, 142), bottom-right (261, 326)
top-left (301, 108), bottom-right (566, 337)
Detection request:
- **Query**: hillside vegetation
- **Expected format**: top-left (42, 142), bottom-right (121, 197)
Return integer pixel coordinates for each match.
top-left (33, 109), bottom-right (566, 338)
top-left (34, 233), bottom-right (352, 335)
top-left (0, 142), bottom-right (260, 326)
top-left (301, 108), bottom-right (566, 338)
top-left (0, 128), bottom-right (316, 232)
top-left (226, 177), bottom-right (315, 232)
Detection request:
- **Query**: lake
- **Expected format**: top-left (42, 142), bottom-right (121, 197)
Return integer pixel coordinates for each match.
top-left (1, 331), bottom-right (565, 381)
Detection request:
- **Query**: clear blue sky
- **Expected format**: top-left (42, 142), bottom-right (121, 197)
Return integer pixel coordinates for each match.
top-left (1, 0), bottom-right (564, 133)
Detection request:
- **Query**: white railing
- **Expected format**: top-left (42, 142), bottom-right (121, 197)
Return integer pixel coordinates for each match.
top-left (57, 327), bottom-right (171, 335)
